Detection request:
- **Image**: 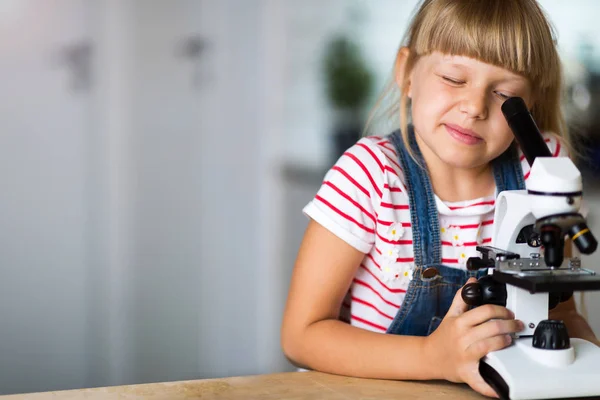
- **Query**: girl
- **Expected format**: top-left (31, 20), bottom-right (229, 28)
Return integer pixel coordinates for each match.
top-left (281, 0), bottom-right (599, 398)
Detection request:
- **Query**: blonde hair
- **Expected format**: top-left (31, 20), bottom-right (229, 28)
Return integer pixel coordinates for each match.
top-left (365, 0), bottom-right (571, 157)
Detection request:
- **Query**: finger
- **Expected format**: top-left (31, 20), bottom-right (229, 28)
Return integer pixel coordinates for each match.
top-left (460, 304), bottom-right (515, 327)
top-left (447, 277), bottom-right (478, 317)
top-left (467, 334), bottom-right (513, 360)
top-left (467, 319), bottom-right (524, 344)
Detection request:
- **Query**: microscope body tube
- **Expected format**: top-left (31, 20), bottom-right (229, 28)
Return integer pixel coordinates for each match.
top-left (501, 97), bottom-right (551, 166)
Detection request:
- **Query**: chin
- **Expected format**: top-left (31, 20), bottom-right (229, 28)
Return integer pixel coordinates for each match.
top-left (437, 149), bottom-right (487, 169)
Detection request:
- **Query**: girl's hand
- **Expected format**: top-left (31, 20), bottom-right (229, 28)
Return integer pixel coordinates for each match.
top-left (425, 278), bottom-right (524, 398)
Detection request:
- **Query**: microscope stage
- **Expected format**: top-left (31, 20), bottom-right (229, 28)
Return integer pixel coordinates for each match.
top-left (492, 269), bottom-right (600, 293)
top-left (492, 258), bottom-right (600, 293)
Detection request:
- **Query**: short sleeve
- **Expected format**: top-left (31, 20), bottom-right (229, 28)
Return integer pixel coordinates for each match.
top-left (303, 138), bottom-right (393, 253)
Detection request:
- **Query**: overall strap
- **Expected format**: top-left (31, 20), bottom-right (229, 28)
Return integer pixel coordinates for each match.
top-left (389, 127), bottom-right (440, 267)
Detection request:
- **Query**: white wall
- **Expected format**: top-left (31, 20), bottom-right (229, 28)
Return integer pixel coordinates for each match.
top-left (0, 0), bottom-right (90, 393)
top-left (0, 0), bottom-right (289, 395)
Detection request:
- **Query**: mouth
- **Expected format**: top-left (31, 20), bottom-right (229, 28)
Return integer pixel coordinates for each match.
top-left (444, 124), bottom-right (483, 145)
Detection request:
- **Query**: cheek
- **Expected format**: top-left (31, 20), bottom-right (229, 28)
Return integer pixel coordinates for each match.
top-left (488, 116), bottom-right (516, 155)
top-left (411, 84), bottom-right (454, 122)
top-left (490, 111), bottom-right (515, 142)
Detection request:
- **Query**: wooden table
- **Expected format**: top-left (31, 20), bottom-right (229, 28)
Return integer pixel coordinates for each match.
top-left (1, 371), bottom-right (487, 399)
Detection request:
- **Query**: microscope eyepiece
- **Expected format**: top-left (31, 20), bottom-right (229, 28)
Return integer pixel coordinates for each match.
top-left (569, 222), bottom-right (598, 254)
top-left (501, 97), bottom-right (552, 166)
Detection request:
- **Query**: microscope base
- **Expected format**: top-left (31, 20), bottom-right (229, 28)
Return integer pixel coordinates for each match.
top-left (480, 338), bottom-right (600, 400)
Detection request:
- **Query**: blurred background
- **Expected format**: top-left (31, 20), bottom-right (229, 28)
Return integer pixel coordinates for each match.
top-left (1, 0), bottom-right (600, 395)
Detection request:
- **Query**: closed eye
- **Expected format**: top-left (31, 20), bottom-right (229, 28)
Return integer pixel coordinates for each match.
top-left (442, 76), bottom-right (464, 85)
top-left (494, 91), bottom-right (511, 100)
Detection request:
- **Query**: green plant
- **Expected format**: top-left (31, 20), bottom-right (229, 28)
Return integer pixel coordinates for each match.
top-left (323, 36), bottom-right (373, 112)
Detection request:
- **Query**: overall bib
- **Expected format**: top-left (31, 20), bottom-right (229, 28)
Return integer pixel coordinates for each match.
top-left (385, 127), bottom-right (525, 336)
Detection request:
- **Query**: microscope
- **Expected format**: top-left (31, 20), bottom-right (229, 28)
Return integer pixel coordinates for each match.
top-left (461, 97), bottom-right (600, 400)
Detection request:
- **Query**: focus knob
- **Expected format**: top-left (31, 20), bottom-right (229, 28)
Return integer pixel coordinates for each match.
top-left (478, 275), bottom-right (507, 307)
top-left (461, 276), bottom-right (507, 307)
top-left (461, 282), bottom-right (483, 306)
top-left (532, 320), bottom-right (570, 350)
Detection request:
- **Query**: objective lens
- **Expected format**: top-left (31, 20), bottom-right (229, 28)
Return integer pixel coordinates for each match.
top-left (569, 223), bottom-right (598, 254)
top-left (541, 225), bottom-right (564, 267)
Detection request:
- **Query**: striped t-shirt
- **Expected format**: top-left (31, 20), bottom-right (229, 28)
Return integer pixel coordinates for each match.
top-left (303, 132), bottom-right (567, 333)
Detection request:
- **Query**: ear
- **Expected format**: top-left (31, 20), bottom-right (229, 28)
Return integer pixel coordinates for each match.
top-left (394, 47), bottom-right (413, 98)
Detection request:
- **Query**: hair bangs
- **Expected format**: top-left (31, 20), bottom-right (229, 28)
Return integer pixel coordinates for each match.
top-left (410, 0), bottom-right (557, 90)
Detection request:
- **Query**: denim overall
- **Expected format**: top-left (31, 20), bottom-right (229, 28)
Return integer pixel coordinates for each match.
top-left (385, 127), bottom-right (525, 336)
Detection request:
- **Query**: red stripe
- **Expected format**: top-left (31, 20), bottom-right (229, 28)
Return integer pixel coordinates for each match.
top-left (323, 181), bottom-right (376, 224)
top-left (448, 200), bottom-right (495, 210)
top-left (384, 165), bottom-right (400, 177)
top-left (385, 154), bottom-right (402, 173)
top-left (442, 258), bottom-right (459, 263)
top-left (357, 143), bottom-right (385, 172)
top-left (453, 223), bottom-right (479, 229)
top-left (366, 254), bottom-right (382, 270)
top-left (344, 152), bottom-right (383, 198)
top-left (520, 154), bottom-right (526, 162)
top-left (384, 184), bottom-right (403, 193)
top-left (376, 143), bottom-right (402, 171)
top-left (524, 170), bottom-right (530, 180)
top-left (378, 141), bottom-right (398, 156)
top-left (441, 238), bottom-right (491, 246)
top-left (315, 195), bottom-right (375, 234)
top-left (358, 142), bottom-right (401, 180)
top-left (386, 180), bottom-right (408, 192)
top-left (351, 315), bottom-right (387, 331)
top-left (450, 220), bottom-right (493, 229)
top-left (351, 296), bottom-right (394, 320)
top-left (353, 279), bottom-right (401, 308)
top-left (332, 166), bottom-right (370, 198)
top-left (376, 233), bottom-right (412, 245)
top-left (553, 140), bottom-right (561, 157)
top-left (360, 264), bottom-right (407, 294)
top-left (377, 219), bottom-right (411, 227)
top-left (380, 202), bottom-right (409, 210)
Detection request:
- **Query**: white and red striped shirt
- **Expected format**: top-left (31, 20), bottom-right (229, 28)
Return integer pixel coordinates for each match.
top-left (303, 133), bottom-right (567, 333)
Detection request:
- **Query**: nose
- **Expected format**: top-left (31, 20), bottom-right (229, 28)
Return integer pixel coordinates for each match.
top-left (459, 89), bottom-right (488, 119)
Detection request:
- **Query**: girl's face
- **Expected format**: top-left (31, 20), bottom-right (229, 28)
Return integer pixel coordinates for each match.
top-left (406, 51), bottom-right (533, 170)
